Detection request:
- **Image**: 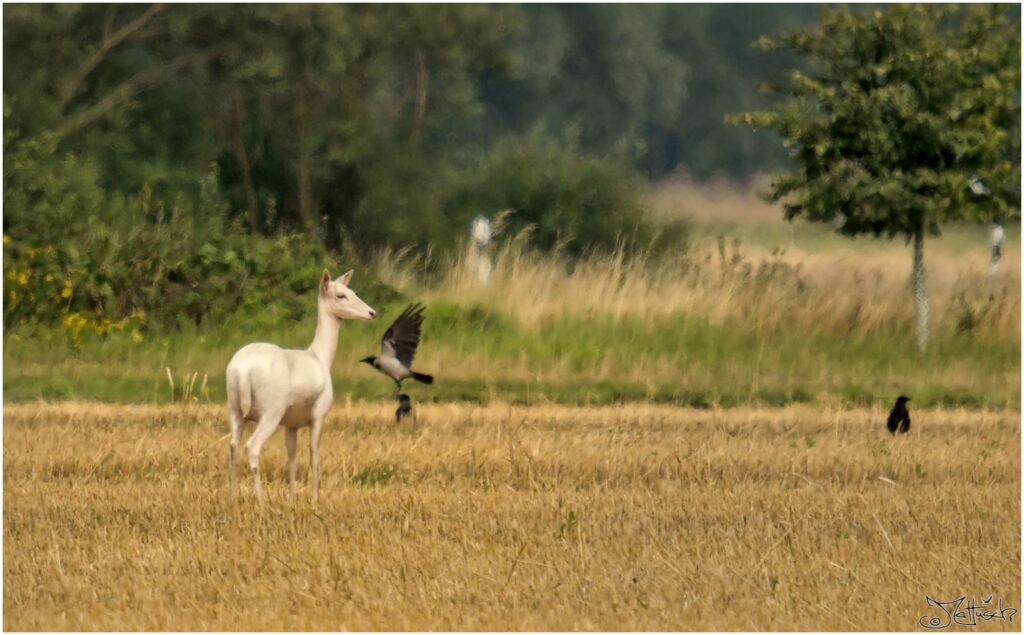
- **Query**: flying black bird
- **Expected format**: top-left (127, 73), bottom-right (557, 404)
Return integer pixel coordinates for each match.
top-left (396, 394), bottom-right (413, 422)
top-left (360, 303), bottom-right (433, 395)
top-left (887, 395), bottom-right (911, 435)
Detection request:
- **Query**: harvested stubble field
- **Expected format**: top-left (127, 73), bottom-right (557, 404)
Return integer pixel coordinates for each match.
top-left (3, 401), bottom-right (1020, 631)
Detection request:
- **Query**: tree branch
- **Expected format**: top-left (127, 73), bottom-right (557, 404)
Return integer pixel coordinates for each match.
top-left (58, 3), bottom-right (168, 113)
top-left (53, 47), bottom-right (222, 142)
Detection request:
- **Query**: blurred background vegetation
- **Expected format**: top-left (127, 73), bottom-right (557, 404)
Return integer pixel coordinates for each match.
top-left (3, 5), bottom-right (815, 327)
top-left (3, 4), bottom-right (1020, 408)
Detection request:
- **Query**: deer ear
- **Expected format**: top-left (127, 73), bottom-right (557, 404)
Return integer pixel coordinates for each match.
top-left (320, 269), bottom-right (331, 296)
top-left (338, 269), bottom-right (354, 286)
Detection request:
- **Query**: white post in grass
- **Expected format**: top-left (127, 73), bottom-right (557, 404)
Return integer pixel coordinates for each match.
top-left (470, 214), bottom-right (493, 286)
top-left (989, 223), bottom-right (1004, 276)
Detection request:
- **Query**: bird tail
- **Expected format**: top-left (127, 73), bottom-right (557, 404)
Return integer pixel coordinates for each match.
top-left (412, 372), bottom-right (433, 385)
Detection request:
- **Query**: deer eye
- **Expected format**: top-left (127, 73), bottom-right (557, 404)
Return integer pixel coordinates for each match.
top-left (336, 293), bottom-right (347, 300)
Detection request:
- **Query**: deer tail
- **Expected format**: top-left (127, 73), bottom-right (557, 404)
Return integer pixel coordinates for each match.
top-left (228, 367), bottom-right (254, 419)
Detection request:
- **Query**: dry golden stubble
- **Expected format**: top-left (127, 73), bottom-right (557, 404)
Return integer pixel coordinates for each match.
top-left (4, 402), bottom-right (1019, 631)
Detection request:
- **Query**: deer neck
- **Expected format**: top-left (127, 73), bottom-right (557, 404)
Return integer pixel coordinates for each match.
top-left (309, 305), bottom-right (341, 368)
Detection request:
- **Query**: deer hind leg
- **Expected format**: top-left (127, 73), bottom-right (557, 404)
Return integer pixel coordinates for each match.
top-left (228, 408), bottom-right (246, 498)
top-left (285, 428), bottom-right (298, 502)
top-left (245, 413), bottom-right (281, 502)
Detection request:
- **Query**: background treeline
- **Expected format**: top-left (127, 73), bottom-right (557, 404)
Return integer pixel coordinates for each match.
top-left (3, 4), bottom-right (818, 330)
top-left (4, 4), bottom-right (813, 247)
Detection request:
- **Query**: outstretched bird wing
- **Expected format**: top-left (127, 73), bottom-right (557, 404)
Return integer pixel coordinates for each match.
top-left (380, 303), bottom-right (425, 368)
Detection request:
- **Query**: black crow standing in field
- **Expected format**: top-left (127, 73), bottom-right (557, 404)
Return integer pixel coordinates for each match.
top-left (360, 303), bottom-right (434, 397)
top-left (887, 395), bottom-right (911, 435)
top-left (396, 394), bottom-right (413, 422)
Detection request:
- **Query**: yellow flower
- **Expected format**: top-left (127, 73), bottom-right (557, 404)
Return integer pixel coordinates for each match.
top-left (17, 272), bottom-right (28, 286)
top-left (131, 329), bottom-right (144, 344)
top-left (44, 273), bottom-right (54, 283)
top-left (8, 290), bottom-right (17, 302)
top-left (60, 280), bottom-right (73, 299)
top-left (63, 312), bottom-right (87, 331)
top-left (2, 234), bottom-right (9, 246)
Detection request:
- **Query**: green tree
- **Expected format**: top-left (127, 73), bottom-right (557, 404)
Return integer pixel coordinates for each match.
top-left (658, 4), bottom-right (817, 179)
top-left (199, 4), bottom-right (523, 248)
top-left (732, 4), bottom-right (1020, 349)
top-left (476, 5), bottom-right (688, 175)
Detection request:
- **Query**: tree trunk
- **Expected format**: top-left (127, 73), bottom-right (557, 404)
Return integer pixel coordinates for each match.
top-left (231, 92), bottom-right (260, 232)
top-left (293, 80), bottom-right (317, 234)
top-left (913, 226), bottom-right (929, 351)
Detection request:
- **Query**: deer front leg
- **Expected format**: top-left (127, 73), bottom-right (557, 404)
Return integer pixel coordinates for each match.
top-left (285, 427), bottom-right (298, 502)
top-left (309, 416), bottom-right (325, 501)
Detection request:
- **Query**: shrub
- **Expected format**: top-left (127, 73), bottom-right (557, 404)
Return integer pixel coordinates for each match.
top-left (3, 155), bottom-right (397, 334)
top-left (446, 128), bottom-right (653, 256)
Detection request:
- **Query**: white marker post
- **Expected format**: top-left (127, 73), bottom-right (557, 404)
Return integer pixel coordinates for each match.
top-left (989, 223), bottom-right (1004, 276)
top-left (470, 215), bottom-right (493, 286)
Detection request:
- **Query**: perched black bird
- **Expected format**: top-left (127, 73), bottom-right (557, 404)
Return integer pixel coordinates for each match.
top-left (396, 394), bottom-right (413, 422)
top-left (887, 395), bottom-right (911, 435)
top-left (360, 303), bottom-right (433, 395)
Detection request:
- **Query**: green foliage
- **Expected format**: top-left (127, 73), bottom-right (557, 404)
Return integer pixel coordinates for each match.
top-left (1, 152), bottom-right (394, 333)
top-left (731, 5), bottom-right (1021, 238)
top-left (351, 462), bottom-right (401, 487)
top-left (3, 4), bottom-right (526, 245)
top-left (488, 6), bottom-right (688, 159)
top-left (479, 5), bottom-right (818, 179)
top-left (4, 3), bottom-right (686, 273)
top-left (560, 510), bottom-right (578, 535)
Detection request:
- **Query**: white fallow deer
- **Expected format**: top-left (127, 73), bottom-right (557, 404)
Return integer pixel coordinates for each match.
top-left (226, 269), bottom-right (376, 501)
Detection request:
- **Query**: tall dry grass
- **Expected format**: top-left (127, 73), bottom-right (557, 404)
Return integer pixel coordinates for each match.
top-left (4, 402), bottom-right (1019, 630)
top-left (372, 219), bottom-right (1020, 342)
top-left (363, 187), bottom-right (1018, 407)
